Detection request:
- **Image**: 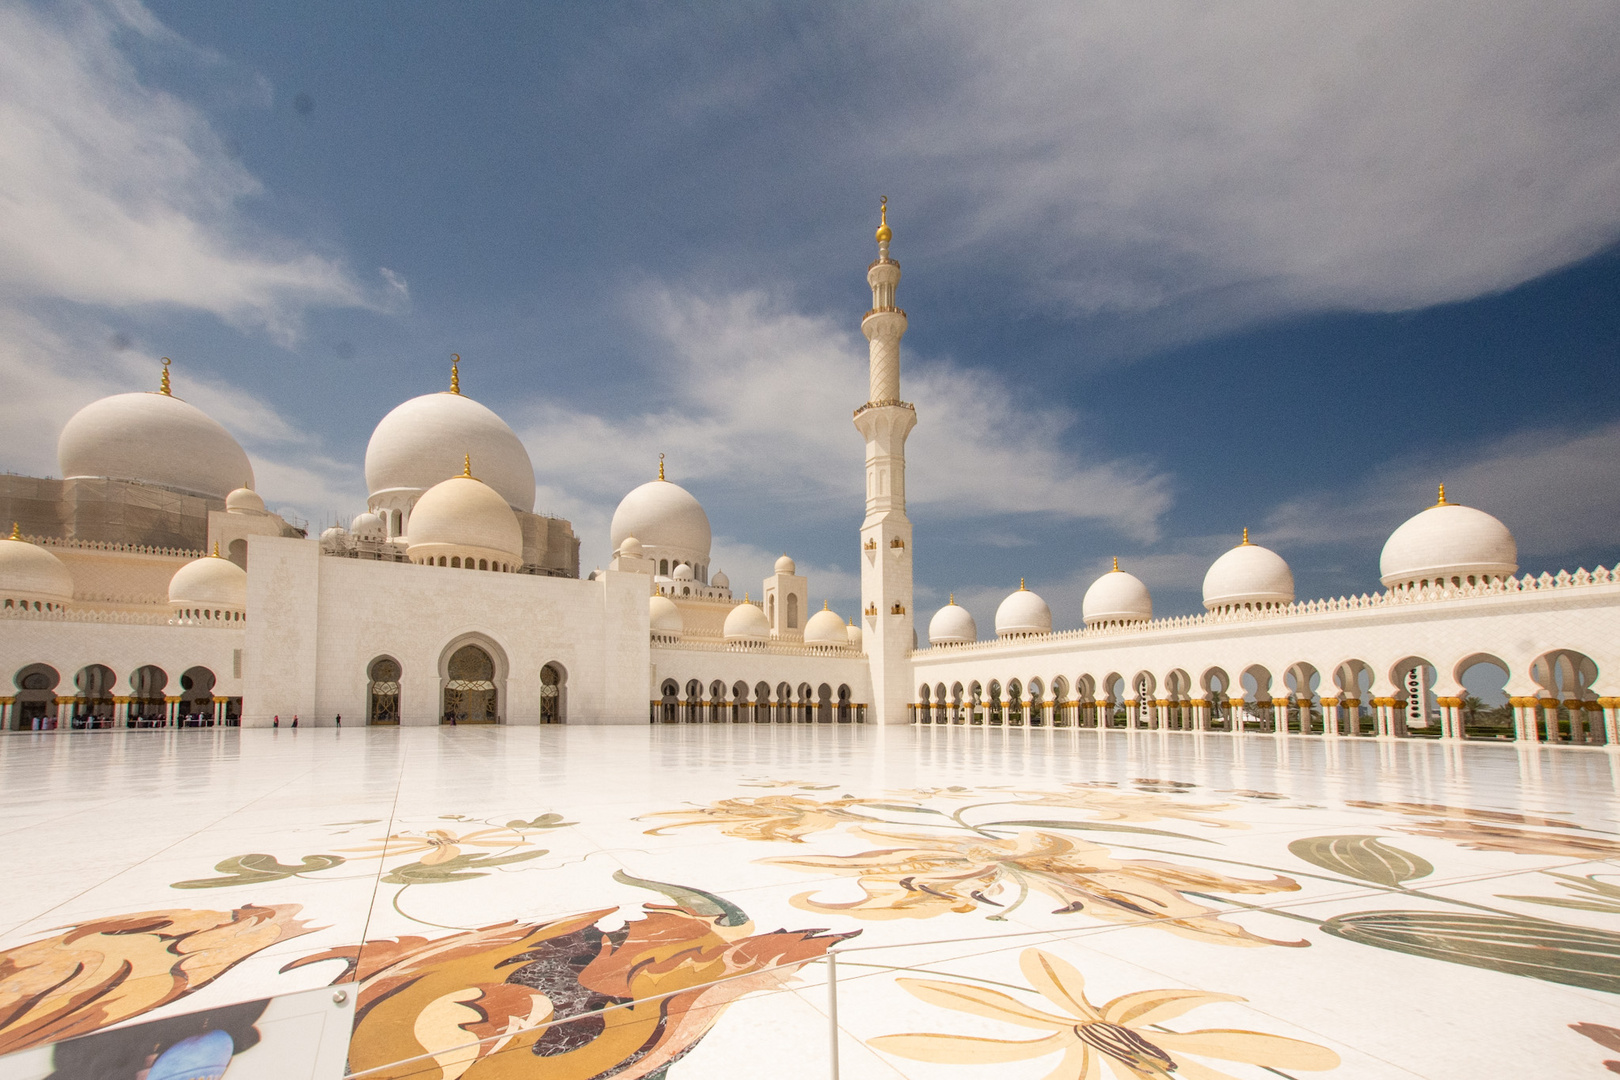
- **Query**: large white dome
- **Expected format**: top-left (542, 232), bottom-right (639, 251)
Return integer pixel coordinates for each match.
top-left (1380, 489), bottom-right (1517, 589)
top-left (610, 479), bottom-right (712, 563)
top-left (366, 391), bottom-right (535, 513)
top-left (168, 550), bottom-right (247, 612)
top-left (405, 473), bottom-right (523, 566)
top-left (723, 601), bottom-right (771, 642)
top-left (928, 598), bottom-right (977, 645)
top-left (1083, 563), bottom-right (1153, 625)
top-left (804, 604), bottom-right (847, 648)
top-left (58, 390), bottom-right (253, 501)
top-left (995, 582), bottom-right (1052, 638)
top-left (0, 528), bottom-right (73, 609)
top-left (1203, 535), bottom-right (1295, 611)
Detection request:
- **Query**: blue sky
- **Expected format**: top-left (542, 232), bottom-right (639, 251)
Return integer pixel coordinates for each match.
top-left (2, 0), bottom-right (1618, 631)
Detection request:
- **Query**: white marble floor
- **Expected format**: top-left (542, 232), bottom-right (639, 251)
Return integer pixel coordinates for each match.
top-left (3, 725), bottom-right (1619, 1079)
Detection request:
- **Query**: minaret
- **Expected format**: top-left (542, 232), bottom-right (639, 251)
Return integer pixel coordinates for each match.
top-left (854, 197), bottom-right (917, 725)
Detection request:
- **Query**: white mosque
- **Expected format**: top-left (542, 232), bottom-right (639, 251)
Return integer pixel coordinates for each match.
top-left (1, 207), bottom-right (1617, 743)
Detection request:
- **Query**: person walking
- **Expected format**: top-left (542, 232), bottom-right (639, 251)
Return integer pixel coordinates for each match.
top-left (335, 714), bottom-right (341, 727)
top-left (273, 714), bottom-right (279, 729)
top-left (291, 715), bottom-right (298, 729)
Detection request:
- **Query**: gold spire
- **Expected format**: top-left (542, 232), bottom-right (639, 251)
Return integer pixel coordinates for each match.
top-left (462, 454), bottom-right (473, 478)
top-left (949, 593), bottom-right (955, 605)
top-left (823, 599), bottom-right (829, 610)
top-left (1435, 483), bottom-right (1448, 506)
top-left (159, 357), bottom-right (172, 396)
top-left (1112, 556), bottom-right (1119, 572)
top-left (212, 541), bottom-right (221, 557)
top-left (449, 354), bottom-right (461, 395)
top-left (1020, 577), bottom-right (1026, 591)
top-left (658, 452), bottom-right (665, 481)
top-left (8, 522), bottom-right (19, 541)
top-left (875, 196), bottom-right (891, 244)
top-left (1242, 527), bottom-right (1250, 546)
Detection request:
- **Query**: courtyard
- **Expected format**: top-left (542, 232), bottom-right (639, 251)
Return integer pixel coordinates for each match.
top-left (1, 726), bottom-right (1618, 1077)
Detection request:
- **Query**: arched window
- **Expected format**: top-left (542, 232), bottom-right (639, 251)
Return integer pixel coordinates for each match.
top-left (787, 593), bottom-right (799, 629)
top-left (660, 559), bottom-right (669, 576)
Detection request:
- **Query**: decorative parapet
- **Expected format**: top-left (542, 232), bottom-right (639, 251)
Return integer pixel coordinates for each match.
top-left (28, 535), bottom-right (203, 558)
top-left (852, 399), bottom-right (915, 419)
top-left (913, 564), bottom-right (1620, 658)
top-left (653, 636), bottom-right (865, 659)
top-left (0, 607), bottom-right (180, 626)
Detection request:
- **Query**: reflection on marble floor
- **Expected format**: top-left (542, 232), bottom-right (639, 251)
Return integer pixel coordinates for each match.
top-left (2, 726), bottom-right (1619, 1078)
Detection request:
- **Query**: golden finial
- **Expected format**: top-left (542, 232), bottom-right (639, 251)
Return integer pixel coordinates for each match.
top-left (949, 592), bottom-right (955, 605)
top-left (8, 522), bottom-right (20, 541)
top-left (212, 541), bottom-right (221, 557)
top-left (1112, 556), bottom-right (1119, 572)
top-left (1242, 527), bottom-right (1250, 546)
top-left (462, 454), bottom-right (473, 478)
top-left (823, 599), bottom-right (829, 610)
top-left (875, 196), bottom-right (891, 244)
top-left (1436, 483), bottom-right (1447, 506)
top-left (449, 354), bottom-right (461, 395)
top-left (658, 452), bottom-right (665, 481)
top-left (159, 357), bottom-right (172, 396)
top-left (1020, 577), bottom-right (1026, 591)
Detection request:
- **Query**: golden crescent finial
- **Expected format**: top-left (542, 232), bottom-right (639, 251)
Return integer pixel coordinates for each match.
top-left (159, 357), bottom-right (172, 396)
top-left (875, 195), bottom-right (892, 244)
top-left (823, 599), bottom-right (828, 610)
top-left (1020, 577), bottom-right (1026, 591)
top-left (212, 541), bottom-right (221, 557)
top-left (462, 454), bottom-right (473, 478)
top-left (449, 354), bottom-right (461, 395)
top-left (1112, 556), bottom-right (1119, 572)
top-left (8, 522), bottom-right (20, 541)
top-left (949, 592), bottom-right (955, 605)
top-left (1242, 527), bottom-right (1250, 545)
top-left (1436, 483), bottom-right (1447, 506)
top-left (658, 452), bottom-right (665, 481)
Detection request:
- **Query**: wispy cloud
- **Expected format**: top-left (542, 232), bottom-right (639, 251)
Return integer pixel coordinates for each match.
top-left (0, 1), bottom-right (366, 336)
top-left (514, 285), bottom-right (1172, 572)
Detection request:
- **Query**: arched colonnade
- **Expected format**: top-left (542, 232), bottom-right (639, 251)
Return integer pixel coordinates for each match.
top-left (912, 647), bottom-right (1618, 745)
top-left (4, 661), bottom-right (236, 730)
top-left (651, 679), bottom-right (863, 724)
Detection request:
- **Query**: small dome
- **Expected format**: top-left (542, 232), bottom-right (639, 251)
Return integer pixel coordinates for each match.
top-left (711, 569), bottom-right (730, 589)
top-left (723, 601), bottom-right (771, 642)
top-left (350, 511), bottom-right (386, 540)
top-left (405, 473), bottom-right (523, 564)
top-left (649, 594), bottom-right (683, 638)
top-left (995, 581), bottom-right (1052, 638)
top-left (672, 562), bottom-right (695, 580)
top-left (846, 620), bottom-right (862, 648)
top-left (225, 487), bottom-right (266, 515)
top-left (1204, 534), bottom-right (1295, 610)
top-left (0, 528), bottom-right (73, 608)
top-left (366, 391), bottom-right (535, 513)
top-left (1380, 489), bottom-right (1517, 589)
top-left (928, 598), bottom-right (977, 645)
top-left (774, 554), bottom-right (797, 574)
top-left (1083, 562), bottom-right (1153, 625)
top-left (168, 549), bottom-right (247, 612)
top-left (610, 478), bottom-right (712, 565)
top-left (58, 389), bottom-right (253, 501)
top-left (804, 604), bottom-right (847, 647)
top-left (618, 536), bottom-right (643, 558)
top-left (319, 526), bottom-right (350, 551)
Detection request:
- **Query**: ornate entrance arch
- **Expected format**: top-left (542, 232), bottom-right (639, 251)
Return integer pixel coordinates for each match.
top-left (440, 640), bottom-right (503, 725)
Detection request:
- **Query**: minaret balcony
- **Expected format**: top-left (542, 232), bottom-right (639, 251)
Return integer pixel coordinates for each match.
top-left (852, 399), bottom-right (915, 419)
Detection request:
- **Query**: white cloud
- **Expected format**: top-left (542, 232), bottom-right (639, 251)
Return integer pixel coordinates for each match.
top-left (873, 1), bottom-right (1620, 335)
top-left (515, 286), bottom-right (1172, 571)
top-left (1263, 418), bottom-right (1620, 570)
top-left (0, 1), bottom-right (366, 337)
